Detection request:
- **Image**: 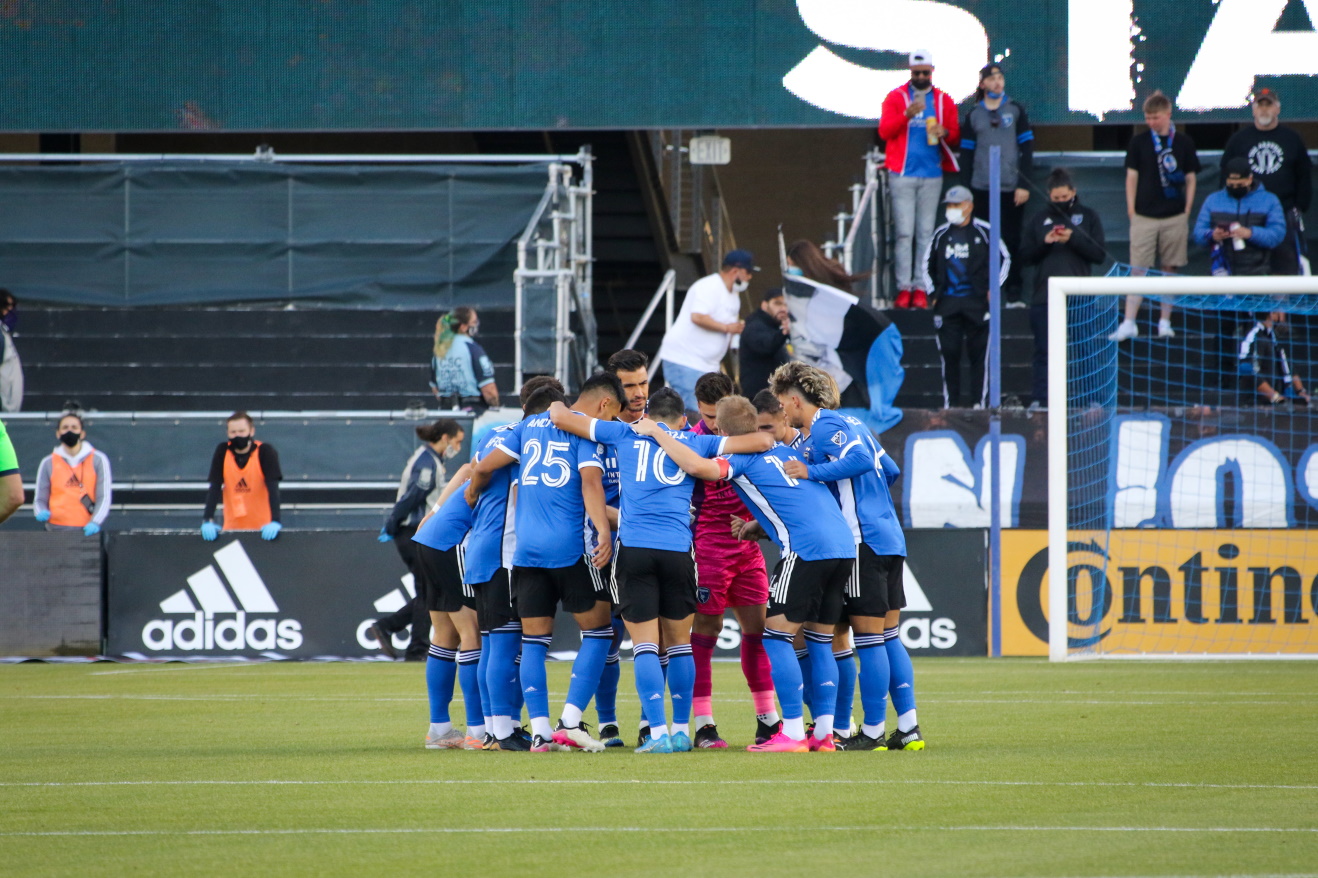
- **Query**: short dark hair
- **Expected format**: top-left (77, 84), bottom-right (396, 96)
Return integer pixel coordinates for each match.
top-left (606, 349), bottom-right (649, 374)
top-left (519, 375), bottom-right (563, 407)
top-left (0, 289), bottom-right (14, 310)
top-left (752, 389), bottom-right (782, 415)
top-left (694, 371), bottom-right (735, 405)
top-left (523, 385), bottom-right (566, 415)
top-left (226, 411), bottom-right (255, 428)
top-left (647, 387), bottom-right (686, 425)
top-left (416, 418), bottom-right (462, 443)
top-left (578, 371), bottom-right (626, 409)
top-left (1046, 168), bottom-right (1075, 192)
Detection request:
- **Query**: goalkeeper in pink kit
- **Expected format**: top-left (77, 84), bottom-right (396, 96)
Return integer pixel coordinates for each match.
top-left (687, 372), bottom-right (780, 747)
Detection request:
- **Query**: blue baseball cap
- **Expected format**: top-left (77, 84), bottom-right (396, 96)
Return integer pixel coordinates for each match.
top-left (722, 249), bottom-right (759, 272)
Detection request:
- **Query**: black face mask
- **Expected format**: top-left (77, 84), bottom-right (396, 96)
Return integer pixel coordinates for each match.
top-left (1227, 185), bottom-right (1250, 200)
top-left (229, 437), bottom-right (252, 453)
top-left (59, 431), bottom-right (81, 448)
top-left (1051, 198), bottom-right (1076, 214)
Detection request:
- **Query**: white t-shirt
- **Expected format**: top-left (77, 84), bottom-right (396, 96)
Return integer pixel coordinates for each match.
top-left (658, 273), bottom-right (742, 373)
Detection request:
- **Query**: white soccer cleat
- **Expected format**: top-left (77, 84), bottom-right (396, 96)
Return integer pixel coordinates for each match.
top-left (552, 721), bottom-right (605, 752)
top-left (425, 728), bottom-right (466, 750)
top-left (1109, 320), bottom-right (1139, 342)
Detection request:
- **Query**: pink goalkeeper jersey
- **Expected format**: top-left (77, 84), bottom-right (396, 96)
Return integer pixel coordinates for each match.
top-left (690, 419), bottom-right (761, 568)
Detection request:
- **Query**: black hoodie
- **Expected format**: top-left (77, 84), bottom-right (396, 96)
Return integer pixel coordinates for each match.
top-left (1020, 196), bottom-right (1107, 305)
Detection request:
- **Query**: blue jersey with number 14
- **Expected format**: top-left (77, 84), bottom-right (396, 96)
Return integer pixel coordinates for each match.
top-left (802, 408), bottom-right (906, 556)
top-left (722, 446), bottom-right (855, 562)
top-left (589, 418), bottom-right (725, 552)
top-left (500, 412), bottom-right (603, 568)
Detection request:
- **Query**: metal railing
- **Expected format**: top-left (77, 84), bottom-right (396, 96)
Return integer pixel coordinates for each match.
top-left (647, 131), bottom-right (736, 272)
top-left (822, 148), bottom-right (888, 308)
top-left (622, 270), bottom-right (677, 369)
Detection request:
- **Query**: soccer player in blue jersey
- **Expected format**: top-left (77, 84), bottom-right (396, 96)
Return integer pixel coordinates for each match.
top-left (770, 362), bottom-right (923, 751)
top-left (635, 394), bottom-right (857, 752)
top-left (411, 473), bottom-right (483, 750)
top-left (465, 372), bottom-right (622, 752)
top-left (551, 387), bottom-right (772, 752)
top-left (462, 376), bottom-right (564, 751)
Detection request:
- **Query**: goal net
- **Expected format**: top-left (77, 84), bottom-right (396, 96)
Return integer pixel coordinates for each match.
top-left (1046, 274), bottom-right (1318, 659)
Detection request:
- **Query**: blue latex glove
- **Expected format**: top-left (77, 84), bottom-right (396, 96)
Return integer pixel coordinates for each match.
top-left (377, 527), bottom-right (394, 543)
top-left (261, 521), bottom-right (283, 541)
top-left (83, 522), bottom-right (101, 536)
top-left (34, 509), bottom-right (51, 523)
top-left (200, 521), bottom-right (219, 541)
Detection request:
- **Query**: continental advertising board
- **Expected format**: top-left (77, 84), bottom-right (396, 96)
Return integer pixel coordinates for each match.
top-left (1002, 530), bottom-right (1318, 656)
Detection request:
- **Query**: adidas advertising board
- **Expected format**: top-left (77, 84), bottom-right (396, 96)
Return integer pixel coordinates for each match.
top-left (107, 532), bottom-right (420, 658)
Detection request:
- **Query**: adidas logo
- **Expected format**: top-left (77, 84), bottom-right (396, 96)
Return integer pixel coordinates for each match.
top-left (142, 542), bottom-right (302, 652)
top-left (821, 681), bottom-right (835, 687)
top-left (525, 686), bottom-right (539, 693)
top-left (234, 477), bottom-right (251, 494)
top-left (64, 474), bottom-right (83, 488)
top-left (899, 566), bottom-right (958, 651)
top-left (897, 682), bottom-right (911, 689)
top-left (648, 694), bottom-right (662, 700)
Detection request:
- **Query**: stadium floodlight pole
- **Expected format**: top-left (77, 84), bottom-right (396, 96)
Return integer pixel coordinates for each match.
top-left (988, 146), bottom-right (1003, 657)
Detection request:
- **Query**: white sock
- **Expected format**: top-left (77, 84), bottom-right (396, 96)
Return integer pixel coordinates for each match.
top-left (863, 723), bottom-right (885, 739)
top-left (756, 710), bottom-right (780, 725)
top-left (530, 716), bottom-right (553, 739)
top-left (671, 723), bottom-right (690, 737)
top-left (639, 718), bottom-right (650, 730)
top-left (782, 717), bottom-right (806, 740)
top-left (812, 714), bottom-right (834, 740)
top-left (467, 724), bottom-right (486, 739)
top-left (651, 724), bottom-right (669, 739)
top-left (1158, 319), bottom-right (1172, 328)
top-left (694, 715), bottom-right (714, 729)
top-left (898, 709), bottom-right (917, 732)
top-left (560, 704), bottom-right (583, 728)
top-left (428, 721), bottom-right (453, 737)
top-left (1121, 319), bottom-right (1137, 329)
top-left (483, 716), bottom-right (493, 731)
top-left (492, 716), bottom-right (514, 739)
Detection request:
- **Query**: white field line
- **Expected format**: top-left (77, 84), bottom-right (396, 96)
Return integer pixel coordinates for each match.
top-left (4, 779), bottom-right (1317, 791)
top-left (2, 694), bottom-right (1308, 706)
top-left (1, 825), bottom-right (1315, 839)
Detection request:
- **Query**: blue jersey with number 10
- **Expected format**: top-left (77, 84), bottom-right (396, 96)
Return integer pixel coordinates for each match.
top-left (801, 408), bottom-right (906, 556)
top-left (723, 446), bottom-right (855, 562)
top-left (500, 413), bottom-right (603, 569)
top-left (463, 422), bottom-right (519, 586)
top-left (589, 418), bottom-right (725, 552)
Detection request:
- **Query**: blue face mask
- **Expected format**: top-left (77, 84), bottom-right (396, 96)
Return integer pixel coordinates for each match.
top-left (786, 266), bottom-right (804, 276)
top-left (986, 90), bottom-right (1004, 100)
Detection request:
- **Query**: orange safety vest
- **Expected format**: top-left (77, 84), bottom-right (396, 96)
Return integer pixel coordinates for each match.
top-left (222, 441), bottom-right (271, 530)
top-left (49, 453), bottom-right (97, 527)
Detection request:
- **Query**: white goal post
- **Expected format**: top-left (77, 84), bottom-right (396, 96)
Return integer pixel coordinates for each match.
top-left (1046, 275), bottom-right (1318, 661)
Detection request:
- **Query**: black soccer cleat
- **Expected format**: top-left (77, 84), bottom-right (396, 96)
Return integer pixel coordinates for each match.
top-left (885, 725), bottom-right (926, 751)
top-left (838, 731), bottom-right (888, 751)
top-left (368, 623), bottom-right (397, 659)
top-left (599, 724), bottom-right (625, 748)
top-left (493, 732), bottom-right (531, 752)
top-left (693, 723), bottom-right (728, 749)
top-left (637, 725), bottom-right (651, 748)
top-left (754, 719), bottom-right (783, 745)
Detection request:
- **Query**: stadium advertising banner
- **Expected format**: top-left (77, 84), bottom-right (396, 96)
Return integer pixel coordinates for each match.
top-left (106, 532), bottom-right (427, 658)
top-left (2, 1), bottom-right (1312, 131)
top-left (1000, 530), bottom-right (1318, 656)
top-left (0, 532), bottom-right (103, 657)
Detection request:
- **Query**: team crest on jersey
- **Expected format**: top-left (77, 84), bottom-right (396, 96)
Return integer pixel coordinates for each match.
top-left (697, 586), bottom-right (711, 604)
top-left (832, 430), bottom-right (847, 446)
top-left (1072, 214), bottom-right (1084, 225)
top-left (999, 112), bottom-right (1014, 128)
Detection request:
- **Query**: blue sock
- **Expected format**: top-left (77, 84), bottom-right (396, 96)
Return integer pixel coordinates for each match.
top-left (885, 627), bottom-right (917, 716)
top-left (596, 656), bottom-right (620, 725)
top-left (666, 643), bottom-right (695, 725)
top-left (632, 643), bottom-right (668, 729)
top-left (520, 635), bottom-right (552, 723)
top-left (425, 644), bottom-right (457, 724)
top-left (804, 631), bottom-right (839, 721)
top-left (565, 627), bottom-right (612, 712)
top-left (762, 629), bottom-right (805, 720)
top-left (512, 646), bottom-right (525, 716)
top-left (660, 652), bottom-right (669, 683)
top-left (855, 633), bottom-right (890, 730)
top-left (488, 628), bottom-right (521, 719)
top-left (477, 633), bottom-right (491, 720)
top-left (457, 649), bottom-right (483, 727)
top-left (795, 647), bottom-right (814, 717)
top-left (834, 648), bottom-right (856, 732)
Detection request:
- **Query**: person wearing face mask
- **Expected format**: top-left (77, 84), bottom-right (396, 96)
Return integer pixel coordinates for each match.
top-left (370, 418), bottom-right (468, 660)
top-left (1221, 89), bottom-right (1312, 276)
top-left (0, 289), bottom-right (22, 413)
top-left (878, 50), bottom-right (961, 310)
top-left (201, 411), bottom-right (283, 541)
top-left (430, 305), bottom-right (500, 412)
top-left (657, 249), bottom-right (756, 412)
top-left (32, 412), bottom-right (112, 536)
top-left (1193, 157), bottom-right (1286, 277)
top-left (960, 63), bottom-right (1034, 308)
top-left (922, 186), bottom-right (1010, 408)
top-left (1020, 169), bottom-right (1107, 409)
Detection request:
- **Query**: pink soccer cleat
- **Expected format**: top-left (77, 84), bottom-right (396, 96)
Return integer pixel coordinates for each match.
top-left (747, 732), bottom-right (810, 753)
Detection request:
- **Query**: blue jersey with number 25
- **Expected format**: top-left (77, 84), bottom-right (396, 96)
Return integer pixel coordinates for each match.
top-left (500, 413), bottom-right (603, 568)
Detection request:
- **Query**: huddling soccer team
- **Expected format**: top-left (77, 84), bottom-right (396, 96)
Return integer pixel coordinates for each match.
top-left (407, 350), bottom-right (924, 754)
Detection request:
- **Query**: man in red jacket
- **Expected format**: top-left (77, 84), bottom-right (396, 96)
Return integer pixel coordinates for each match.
top-left (878, 49), bottom-right (961, 310)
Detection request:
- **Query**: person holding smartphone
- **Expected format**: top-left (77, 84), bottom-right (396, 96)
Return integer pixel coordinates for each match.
top-left (32, 411), bottom-right (112, 536)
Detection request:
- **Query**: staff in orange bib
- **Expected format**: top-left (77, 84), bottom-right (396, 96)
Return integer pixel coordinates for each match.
top-left (33, 412), bottom-right (112, 536)
top-left (201, 411), bottom-right (283, 541)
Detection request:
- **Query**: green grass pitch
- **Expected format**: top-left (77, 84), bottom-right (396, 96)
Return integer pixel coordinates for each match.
top-left (2, 658), bottom-right (1316, 877)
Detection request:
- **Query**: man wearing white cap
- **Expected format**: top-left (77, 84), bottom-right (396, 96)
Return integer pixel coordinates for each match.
top-left (879, 50), bottom-right (961, 310)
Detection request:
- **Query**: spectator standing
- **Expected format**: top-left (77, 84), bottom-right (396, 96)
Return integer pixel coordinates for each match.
top-left (657, 249), bottom-right (755, 411)
top-left (201, 411), bottom-right (283, 541)
top-left (0, 290), bottom-right (22, 413)
top-left (1020, 169), bottom-right (1107, 408)
top-left (1238, 311), bottom-right (1310, 406)
top-left (32, 412), bottom-right (112, 536)
top-left (0, 417), bottom-right (24, 525)
top-left (960, 63), bottom-right (1034, 307)
top-left (922, 186), bottom-right (1010, 408)
top-left (738, 287), bottom-right (791, 398)
top-left (371, 418), bottom-right (466, 660)
top-left (879, 50), bottom-right (961, 310)
top-left (430, 306), bottom-right (499, 411)
top-left (1193, 157), bottom-right (1286, 276)
top-left (1112, 91), bottom-right (1200, 342)
top-left (1221, 88), bottom-right (1312, 276)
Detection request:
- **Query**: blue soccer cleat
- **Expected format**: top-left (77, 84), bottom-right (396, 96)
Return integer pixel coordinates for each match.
top-left (636, 733), bottom-right (673, 754)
